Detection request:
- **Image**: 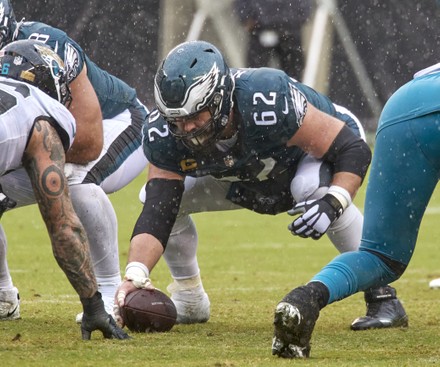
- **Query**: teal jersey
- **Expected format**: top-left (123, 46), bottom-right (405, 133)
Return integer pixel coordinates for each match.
top-left (16, 21), bottom-right (137, 119)
top-left (143, 67), bottom-right (361, 182)
top-left (377, 66), bottom-right (440, 134)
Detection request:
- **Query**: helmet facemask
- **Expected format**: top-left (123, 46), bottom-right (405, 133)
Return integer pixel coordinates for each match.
top-left (154, 41), bottom-right (235, 151)
top-left (44, 55), bottom-right (72, 107)
top-left (167, 89), bottom-right (230, 150)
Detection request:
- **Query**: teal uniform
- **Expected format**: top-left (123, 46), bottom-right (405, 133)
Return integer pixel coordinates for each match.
top-left (16, 21), bottom-right (137, 119)
top-left (312, 64), bottom-right (440, 302)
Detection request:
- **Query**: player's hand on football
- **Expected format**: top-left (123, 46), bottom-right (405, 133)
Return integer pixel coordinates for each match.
top-left (80, 292), bottom-right (130, 340)
top-left (288, 194), bottom-right (344, 240)
top-left (114, 277), bottom-right (155, 328)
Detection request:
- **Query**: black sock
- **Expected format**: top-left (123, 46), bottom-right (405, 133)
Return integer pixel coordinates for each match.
top-left (307, 281), bottom-right (330, 310)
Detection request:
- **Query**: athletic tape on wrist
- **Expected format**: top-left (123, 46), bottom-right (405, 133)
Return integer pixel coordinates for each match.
top-left (327, 185), bottom-right (352, 211)
top-left (124, 262), bottom-right (151, 289)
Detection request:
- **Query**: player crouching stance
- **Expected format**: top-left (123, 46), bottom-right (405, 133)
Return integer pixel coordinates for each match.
top-left (0, 39), bottom-right (128, 339)
top-left (114, 41), bottom-right (404, 339)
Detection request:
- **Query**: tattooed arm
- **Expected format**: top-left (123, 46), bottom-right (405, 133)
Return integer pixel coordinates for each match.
top-left (23, 118), bottom-right (97, 297)
top-left (22, 118), bottom-right (129, 340)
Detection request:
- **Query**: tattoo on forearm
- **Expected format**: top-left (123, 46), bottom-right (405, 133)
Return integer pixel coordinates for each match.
top-left (23, 120), bottom-right (97, 298)
top-left (41, 165), bottom-right (64, 197)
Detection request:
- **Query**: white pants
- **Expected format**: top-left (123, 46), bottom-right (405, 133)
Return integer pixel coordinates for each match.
top-left (0, 106), bottom-right (148, 292)
top-left (1, 110), bottom-right (148, 206)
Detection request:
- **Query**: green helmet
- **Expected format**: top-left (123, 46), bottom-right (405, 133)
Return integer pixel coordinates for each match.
top-left (154, 40), bottom-right (235, 150)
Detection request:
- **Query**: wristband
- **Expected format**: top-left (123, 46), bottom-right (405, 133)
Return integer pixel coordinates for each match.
top-left (327, 185), bottom-right (352, 211)
top-left (125, 262), bottom-right (149, 278)
top-left (124, 262), bottom-right (151, 289)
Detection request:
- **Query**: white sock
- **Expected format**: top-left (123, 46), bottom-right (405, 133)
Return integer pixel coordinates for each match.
top-left (69, 184), bottom-right (121, 280)
top-left (0, 224), bottom-right (14, 290)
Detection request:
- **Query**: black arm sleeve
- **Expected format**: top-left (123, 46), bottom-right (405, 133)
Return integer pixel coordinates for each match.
top-left (321, 124), bottom-right (372, 182)
top-left (131, 178), bottom-right (184, 248)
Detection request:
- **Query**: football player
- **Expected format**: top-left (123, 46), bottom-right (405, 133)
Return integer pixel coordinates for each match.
top-left (0, 39), bottom-right (128, 339)
top-left (0, 0), bottom-right (148, 322)
top-left (270, 63), bottom-right (440, 358)
top-left (113, 40), bottom-right (406, 331)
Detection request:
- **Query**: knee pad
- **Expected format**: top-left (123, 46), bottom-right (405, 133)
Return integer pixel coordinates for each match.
top-left (290, 156), bottom-right (332, 202)
top-left (290, 174), bottom-right (328, 202)
top-left (290, 175), bottom-right (315, 202)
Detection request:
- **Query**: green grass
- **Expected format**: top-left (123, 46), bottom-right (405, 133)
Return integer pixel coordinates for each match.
top-left (2, 170), bottom-right (440, 366)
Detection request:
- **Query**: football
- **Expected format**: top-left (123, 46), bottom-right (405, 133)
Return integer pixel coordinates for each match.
top-left (121, 288), bottom-right (177, 333)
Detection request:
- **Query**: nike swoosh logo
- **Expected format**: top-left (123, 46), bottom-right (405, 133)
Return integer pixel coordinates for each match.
top-left (6, 304), bottom-right (19, 318)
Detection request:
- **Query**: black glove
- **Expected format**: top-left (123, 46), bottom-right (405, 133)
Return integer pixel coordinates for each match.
top-left (288, 193), bottom-right (343, 240)
top-left (0, 186), bottom-right (16, 219)
top-left (80, 292), bottom-right (130, 340)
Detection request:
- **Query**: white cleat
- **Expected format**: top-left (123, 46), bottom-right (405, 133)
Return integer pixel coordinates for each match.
top-left (167, 275), bottom-right (210, 324)
top-left (0, 287), bottom-right (20, 321)
top-left (429, 278), bottom-right (440, 289)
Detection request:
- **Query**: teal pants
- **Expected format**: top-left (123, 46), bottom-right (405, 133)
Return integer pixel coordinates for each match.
top-left (312, 72), bottom-right (440, 303)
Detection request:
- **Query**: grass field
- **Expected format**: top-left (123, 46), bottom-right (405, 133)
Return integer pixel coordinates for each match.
top-left (1, 170), bottom-right (440, 366)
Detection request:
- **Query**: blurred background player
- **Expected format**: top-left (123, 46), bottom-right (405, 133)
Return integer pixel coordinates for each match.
top-left (0, 0), bottom-right (148, 321)
top-left (0, 39), bottom-right (128, 339)
top-left (233, 0), bottom-right (312, 79)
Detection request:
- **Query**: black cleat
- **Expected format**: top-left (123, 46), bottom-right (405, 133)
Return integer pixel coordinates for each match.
top-left (351, 286), bottom-right (408, 331)
top-left (272, 286), bottom-right (320, 358)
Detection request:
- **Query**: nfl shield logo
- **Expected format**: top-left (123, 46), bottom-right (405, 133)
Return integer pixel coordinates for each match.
top-left (223, 155), bottom-right (234, 167)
